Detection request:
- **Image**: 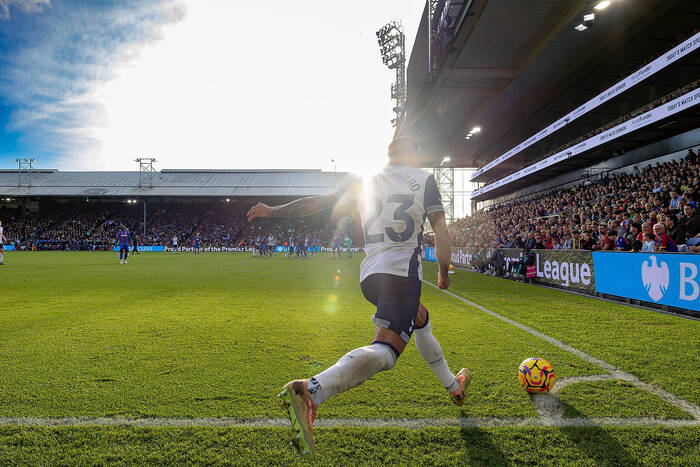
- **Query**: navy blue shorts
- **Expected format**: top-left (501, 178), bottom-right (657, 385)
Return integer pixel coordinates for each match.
top-left (360, 273), bottom-right (421, 343)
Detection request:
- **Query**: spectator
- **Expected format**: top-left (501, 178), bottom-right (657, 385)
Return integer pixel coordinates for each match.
top-left (653, 223), bottom-right (678, 252)
top-left (534, 234), bottom-right (545, 250)
top-left (581, 232), bottom-right (595, 250)
top-left (665, 214), bottom-right (685, 246)
top-left (683, 205), bottom-right (700, 240)
top-left (669, 191), bottom-right (681, 209)
top-left (595, 225), bottom-right (614, 250)
top-left (642, 232), bottom-right (655, 252)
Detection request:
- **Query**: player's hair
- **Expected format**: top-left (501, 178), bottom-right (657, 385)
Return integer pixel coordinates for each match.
top-left (388, 137), bottom-right (420, 159)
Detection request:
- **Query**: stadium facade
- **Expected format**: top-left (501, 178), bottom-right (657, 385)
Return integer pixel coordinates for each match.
top-left (0, 169), bottom-right (348, 198)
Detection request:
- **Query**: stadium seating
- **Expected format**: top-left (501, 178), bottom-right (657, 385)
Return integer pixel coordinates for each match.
top-left (0, 200), bottom-right (339, 250)
top-left (450, 148), bottom-right (700, 253)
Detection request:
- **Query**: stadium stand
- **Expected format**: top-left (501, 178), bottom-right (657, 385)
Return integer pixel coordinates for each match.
top-left (449, 147), bottom-right (700, 254)
top-left (0, 200), bottom-right (342, 251)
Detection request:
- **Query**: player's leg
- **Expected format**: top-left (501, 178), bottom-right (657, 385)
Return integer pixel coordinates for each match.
top-left (0, 245), bottom-right (5, 264)
top-left (124, 246), bottom-right (128, 263)
top-left (414, 302), bottom-right (469, 405)
top-left (119, 246), bottom-right (124, 263)
top-left (279, 274), bottom-right (409, 458)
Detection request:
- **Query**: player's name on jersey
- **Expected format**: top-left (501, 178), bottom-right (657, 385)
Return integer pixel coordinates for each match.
top-left (378, 171), bottom-right (424, 192)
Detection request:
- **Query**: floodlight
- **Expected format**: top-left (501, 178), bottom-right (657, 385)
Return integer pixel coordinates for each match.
top-left (583, 13), bottom-right (594, 22)
top-left (574, 23), bottom-right (587, 31)
top-left (471, 126), bottom-right (481, 133)
top-left (594, 1), bottom-right (610, 10)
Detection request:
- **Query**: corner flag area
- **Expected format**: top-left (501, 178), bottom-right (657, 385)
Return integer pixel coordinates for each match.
top-left (0, 253), bottom-right (697, 464)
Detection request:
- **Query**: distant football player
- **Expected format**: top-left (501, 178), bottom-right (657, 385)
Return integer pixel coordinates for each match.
top-left (268, 235), bottom-right (275, 256)
top-left (0, 220), bottom-right (8, 265)
top-left (332, 231), bottom-right (341, 258)
top-left (194, 233), bottom-right (201, 255)
top-left (132, 234), bottom-right (139, 255)
top-left (171, 235), bottom-right (178, 253)
top-left (344, 234), bottom-right (352, 258)
top-left (247, 137), bottom-right (469, 458)
top-left (286, 234), bottom-right (295, 258)
top-left (117, 226), bottom-right (130, 264)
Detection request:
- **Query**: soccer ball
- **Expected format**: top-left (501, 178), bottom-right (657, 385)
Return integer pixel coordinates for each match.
top-left (518, 357), bottom-right (556, 393)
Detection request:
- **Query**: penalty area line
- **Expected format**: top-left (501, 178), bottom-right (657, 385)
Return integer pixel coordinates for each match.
top-left (422, 280), bottom-right (700, 421)
top-left (0, 417), bottom-right (698, 428)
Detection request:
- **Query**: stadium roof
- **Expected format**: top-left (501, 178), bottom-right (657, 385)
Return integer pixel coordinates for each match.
top-left (405, 0), bottom-right (699, 194)
top-left (0, 169), bottom-right (348, 198)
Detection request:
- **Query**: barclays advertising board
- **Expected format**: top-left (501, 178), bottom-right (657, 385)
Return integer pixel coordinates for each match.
top-left (593, 252), bottom-right (700, 311)
top-left (112, 246), bottom-right (164, 252)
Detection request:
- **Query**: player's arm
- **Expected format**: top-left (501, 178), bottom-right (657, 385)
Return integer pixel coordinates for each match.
top-left (428, 210), bottom-right (452, 290)
top-left (247, 194), bottom-right (338, 221)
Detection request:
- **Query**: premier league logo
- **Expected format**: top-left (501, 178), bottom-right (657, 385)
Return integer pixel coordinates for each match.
top-left (641, 256), bottom-right (669, 302)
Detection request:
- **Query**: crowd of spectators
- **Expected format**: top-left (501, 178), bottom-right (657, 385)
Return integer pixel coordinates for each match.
top-left (450, 148), bottom-right (700, 254)
top-left (0, 200), bottom-right (344, 251)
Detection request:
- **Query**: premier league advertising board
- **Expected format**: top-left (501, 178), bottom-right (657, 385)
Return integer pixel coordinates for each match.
top-left (533, 249), bottom-right (595, 291)
top-left (593, 252), bottom-right (700, 311)
top-left (429, 247), bottom-right (595, 292)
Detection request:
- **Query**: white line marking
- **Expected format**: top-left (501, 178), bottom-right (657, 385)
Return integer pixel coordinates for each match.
top-left (0, 417), bottom-right (697, 428)
top-left (423, 280), bottom-right (700, 420)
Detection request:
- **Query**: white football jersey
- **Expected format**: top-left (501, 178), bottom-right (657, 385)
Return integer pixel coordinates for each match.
top-left (343, 165), bottom-right (444, 282)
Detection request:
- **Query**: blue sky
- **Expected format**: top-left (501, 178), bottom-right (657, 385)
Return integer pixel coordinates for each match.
top-left (0, 0), bottom-right (424, 173)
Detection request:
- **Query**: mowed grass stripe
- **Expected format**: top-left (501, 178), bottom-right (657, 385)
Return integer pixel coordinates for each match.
top-left (1, 252), bottom-right (600, 419)
top-left (423, 279), bottom-right (700, 420)
top-left (428, 265), bottom-right (700, 408)
top-left (1, 426), bottom-right (699, 465)
top-left (0, 416), bottom-right (698, 428)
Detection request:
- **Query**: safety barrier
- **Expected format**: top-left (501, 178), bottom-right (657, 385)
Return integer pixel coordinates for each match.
top-left (423, 247), bottom-right (699, 313)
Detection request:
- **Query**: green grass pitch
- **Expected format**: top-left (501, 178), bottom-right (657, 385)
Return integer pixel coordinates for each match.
top-left (0, 251), bottom-right (698, 464)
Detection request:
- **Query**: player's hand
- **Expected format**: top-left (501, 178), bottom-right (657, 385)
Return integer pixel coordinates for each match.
top-left (247, 203), bottom-right (272, 222)
top-left (438, 271), bottom-right (450, 290)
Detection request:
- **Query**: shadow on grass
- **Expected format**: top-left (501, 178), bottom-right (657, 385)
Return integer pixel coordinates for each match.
top-left (458, 412), bottom-right (511, 466)
top-left (558, 401), bottom-right (641, 467)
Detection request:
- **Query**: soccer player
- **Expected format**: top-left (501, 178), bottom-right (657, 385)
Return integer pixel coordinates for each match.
top-left (302, 236), bottom-right (309, 258)
top-left (286, 234), bottom-right (295, 258)
top-left (332, 231), bottom-right (341, 258)
top-left (308, 236), bottom-right (315, 257)
top-left (132, 234), bottom-right (139, 255)
top-left (193, 233), bottom-right (201, 255)
top-left (0, 220), bottom-right (8, 265)
top-left (116, 226), bottom-right (130, 264)
top-left (268, 235), bottom-right (275, 257)
top-left (344, 234), bottom-right (352, 258)
top-left (247, 137), bottom-right (468, 459)
top-left (172, 235), bottom-right (178, 253)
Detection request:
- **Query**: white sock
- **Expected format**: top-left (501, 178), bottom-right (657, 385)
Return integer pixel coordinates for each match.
top-left (414, 317), bottom-right (458, 393)
top-left (0, 252), bottom-right (4, 263)
top-left (307, 343), bottom-right (397, 406)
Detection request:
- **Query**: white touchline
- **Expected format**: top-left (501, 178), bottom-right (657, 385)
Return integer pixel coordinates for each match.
top-left (0, 416), bottom-right (697, 428)
top-left (422, 280), bottom-right (700, 421)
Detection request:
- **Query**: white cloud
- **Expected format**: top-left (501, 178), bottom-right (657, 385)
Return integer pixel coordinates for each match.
top-left (0, 0), bottom-right (50, 19)
top-left (5, 0), bottom-right (426, 175)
